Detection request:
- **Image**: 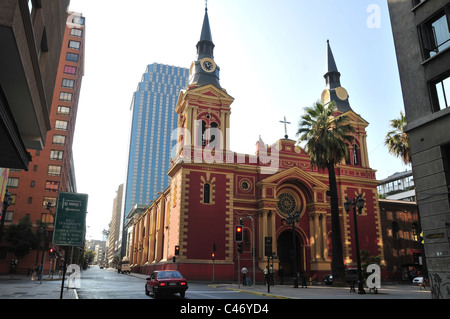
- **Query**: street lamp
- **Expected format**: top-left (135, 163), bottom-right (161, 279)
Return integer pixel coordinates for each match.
top-left (344, 194), bottom-right (366, 294)
top-left (282, 211), bottom-right (300, 288)
top-left (0, 190), bottom-right (12, 240)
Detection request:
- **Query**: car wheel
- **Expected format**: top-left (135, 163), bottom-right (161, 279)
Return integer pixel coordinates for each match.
top-left (145, 285), bottom-right (149, 296)
top-left (152, 287), bottom-right (158, 298)
top-left (180, 291), bottom-right (185, 298)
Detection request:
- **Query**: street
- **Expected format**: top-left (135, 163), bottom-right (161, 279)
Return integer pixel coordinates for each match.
top-left (76, 265), bottom-right (273, 299)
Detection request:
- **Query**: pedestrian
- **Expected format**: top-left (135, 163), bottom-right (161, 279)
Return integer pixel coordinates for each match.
top-left (263, 266), bottom-right (269, 285)
top-left (270, 264), bottom-right (274, 285)
top-left (31, 264), bottom-right (37, 281)
top-left (241, 266), bottom-right (248, 286)
top-left (37, 264), bottom-right (42, 281)
top-left (278, 266), bottom-right (284, 285)
top-left (301, 272), bottom-right (308, 288)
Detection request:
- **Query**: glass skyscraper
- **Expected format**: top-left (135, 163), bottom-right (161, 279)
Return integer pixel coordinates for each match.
top-left (123, 63), bottom-right (189, 219)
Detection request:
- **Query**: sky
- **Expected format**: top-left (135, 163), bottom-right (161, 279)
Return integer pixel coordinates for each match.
top-left (68, 0), bottom-right (410, 240)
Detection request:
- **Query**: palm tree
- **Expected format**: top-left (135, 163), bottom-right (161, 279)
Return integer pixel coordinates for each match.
top-left (297, 100), bottom-right (355, 285)
top-left (385, 111), bottom-right (411, 165)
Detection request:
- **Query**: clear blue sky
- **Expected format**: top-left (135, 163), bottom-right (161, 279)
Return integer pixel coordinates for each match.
top-left (68, 0), bottom-right (410, 240)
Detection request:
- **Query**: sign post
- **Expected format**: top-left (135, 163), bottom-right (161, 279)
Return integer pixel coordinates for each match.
top-left (52, 192), bottom-right (88, 299)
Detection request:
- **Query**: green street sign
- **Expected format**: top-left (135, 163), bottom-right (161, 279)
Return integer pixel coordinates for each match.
top-left (52, 192), bottom-right (88, 247)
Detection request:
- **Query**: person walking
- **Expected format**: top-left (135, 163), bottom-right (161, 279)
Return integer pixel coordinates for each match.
top-left (241, 266), bottom-right (248, 286)
top-left (278, 266), bottom-right (284, 285)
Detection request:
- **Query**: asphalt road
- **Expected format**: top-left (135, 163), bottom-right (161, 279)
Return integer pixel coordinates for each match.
top-left (76, 266), bottom-right (273, 299)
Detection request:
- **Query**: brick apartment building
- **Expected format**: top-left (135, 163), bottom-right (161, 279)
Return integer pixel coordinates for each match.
top-left (1, 12), bottom-right (85, 274)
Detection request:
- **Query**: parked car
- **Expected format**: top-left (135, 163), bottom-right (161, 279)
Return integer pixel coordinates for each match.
top-left (120, 263), bottom-right (130, 274)
top-left (412, 277), bottom-right (423, 285)
top-left (323, 274), bottom-right (333, 285)
top-left (145, 270), bottom-right (188, 298)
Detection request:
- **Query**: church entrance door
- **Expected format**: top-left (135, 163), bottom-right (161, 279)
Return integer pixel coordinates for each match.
top-left (277, 230), bottom-right (302, 276)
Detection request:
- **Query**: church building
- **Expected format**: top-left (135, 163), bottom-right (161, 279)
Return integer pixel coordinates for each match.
top-left (127, 7), bottom-right (384, 282)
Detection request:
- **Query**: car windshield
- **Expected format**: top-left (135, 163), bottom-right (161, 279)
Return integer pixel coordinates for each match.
top-left (157, 271), bottom-right (182, 279)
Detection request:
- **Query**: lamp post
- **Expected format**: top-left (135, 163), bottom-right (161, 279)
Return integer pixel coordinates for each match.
top-left (282, 211), bottom-right (300, 288)
top-left (0, 189), bottom-right (12, 240)
top-left (344, 194), bottom-right (366, 294)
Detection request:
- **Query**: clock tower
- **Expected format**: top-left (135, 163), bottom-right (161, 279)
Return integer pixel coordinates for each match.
top-left (175, 6), bottom-right (234, 159)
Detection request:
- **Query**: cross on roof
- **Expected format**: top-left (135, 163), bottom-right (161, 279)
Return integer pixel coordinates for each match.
top-left (279, 116), bottom-right (291, 139)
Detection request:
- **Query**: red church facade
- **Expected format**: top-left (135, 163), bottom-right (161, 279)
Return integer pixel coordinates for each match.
top-left (127, 8), bottom-right (385, 283)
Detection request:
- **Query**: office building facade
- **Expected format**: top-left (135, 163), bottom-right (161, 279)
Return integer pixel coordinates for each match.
top-left (387, 0), bottom-right (450, 299)
top-left (1, 12), bottom-right (85, 274)
top-left (0, 0), bottom-right (69, 170)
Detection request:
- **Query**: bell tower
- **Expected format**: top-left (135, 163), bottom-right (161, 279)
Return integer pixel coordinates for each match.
top-left (321, 40), bottom-right (370, 168)
top-left (174, 6), bottom-right (234, 161)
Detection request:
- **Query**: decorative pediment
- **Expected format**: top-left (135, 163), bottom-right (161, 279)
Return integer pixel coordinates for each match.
top-left (258, 166), bottom-right (328, 191)
top-left (176, 84), bottom-right (234, 114)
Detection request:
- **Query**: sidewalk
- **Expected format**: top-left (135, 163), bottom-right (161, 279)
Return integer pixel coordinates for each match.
top-left (0, 274), bottom-right (78, 299)
top-left (208, 282), bottom-right (432, 299)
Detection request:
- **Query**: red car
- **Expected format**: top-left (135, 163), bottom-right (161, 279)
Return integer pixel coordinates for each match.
top-left (145, 270), bottom-right (188, 298)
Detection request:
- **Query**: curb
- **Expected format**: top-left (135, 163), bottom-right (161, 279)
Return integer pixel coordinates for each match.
top-left (208, 284), bottom-right (294, 299)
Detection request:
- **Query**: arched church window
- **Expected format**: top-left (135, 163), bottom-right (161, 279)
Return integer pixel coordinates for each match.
top-left (204, 183), bottom-right (210, 204)
top-left (353, 144), bottom-right (359, 165)
top-left (201, 120), bottom-right (207, 146)
top-left (210, 122), bottom-right (218, 144)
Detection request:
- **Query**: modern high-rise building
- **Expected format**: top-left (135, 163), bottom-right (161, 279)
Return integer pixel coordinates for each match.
top-left (2, 12), bottom-right (85, 274)
top-left (123, 63), bottom-right (189, 219)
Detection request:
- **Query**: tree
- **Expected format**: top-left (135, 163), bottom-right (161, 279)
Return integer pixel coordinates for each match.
top-left (297, 100), bottom-right (355, 284)
top-left (5, 215), bottom-right (38, 259)
top-left (385, 111), bottom-right (411, 165)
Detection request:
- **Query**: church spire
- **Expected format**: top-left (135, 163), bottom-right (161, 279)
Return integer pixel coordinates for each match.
top-left (322, 40), bottom-right (352, 113)
top-left (197, 6), bottom-right (214, 59)
top-left (189, 5), bottom-right (221, 88)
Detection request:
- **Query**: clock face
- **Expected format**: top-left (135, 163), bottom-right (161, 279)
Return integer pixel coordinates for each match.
top-left (277, 193), bottom-right (296, 215)
top-left (201, 58), bottom-right (215, 72)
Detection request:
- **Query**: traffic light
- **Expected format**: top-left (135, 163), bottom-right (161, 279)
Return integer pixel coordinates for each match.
top-left (235, 225), bottom-right (243, 242)
top-left (175, 245), bottom-right (180, 256)
top-left (49, 248), bottom-right (55, 258)
top-left (211, 252), bottom-right (215, 261)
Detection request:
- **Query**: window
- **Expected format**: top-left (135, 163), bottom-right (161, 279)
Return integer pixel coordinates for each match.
top-left (203, 183), bottom-right (210, 204)
top-left (0, 211), bottom-right (13, 223)
top-left (50, 150), bottom-right (64, 160)
top-left (52, 135), bottom-right (66, 145)
top-left (70, 28), bottom-right (83, 37)
top-left (68, 40), bottom-right (81, 49)
top-left (48, 165), bottom-right (62, 176)
top-left (430, 74), bottom-right (450, 111)
top-left (64, 65), bottom-right (77, 75)
top-left (59, 92), bottom-right (72, 101)
top-left (7, 177), bottom-right (19, 188)
top-left (43, 197), bottom-right (57, 208)
top-left (392, 222), bottom-right (400, 239)
top-left (57, 106), bottom-right (71, 115)
top-left (45, 181), bottom-right (59, 192)
top-left (353, 144), bottom-right (359, 165)
top-left (72, 16), bottom-right (85, 25)
top-left (419, 8), bottom-right (450, 59)
top-left (55, 120), bottom-right (68, 130)
top-left (66, 52), bottom-right (79, 62)
top-left (41, 213), bottom-right (54, 224)
top-left (62, 78), bottom-right (75, 88)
